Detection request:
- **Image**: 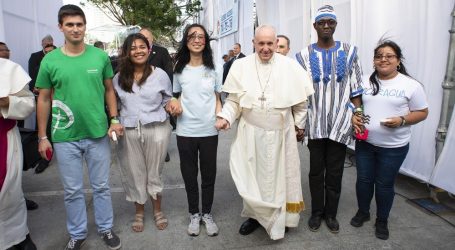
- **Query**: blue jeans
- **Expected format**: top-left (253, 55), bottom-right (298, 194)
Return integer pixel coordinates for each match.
top-left (54, 136), bottom-right (113, 239)
top-left (355, 140), bottom-right (409, 221)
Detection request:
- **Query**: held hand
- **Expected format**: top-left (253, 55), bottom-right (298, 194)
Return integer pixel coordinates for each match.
top-left (352, 114), bottom-right (364, 134)
top-left (108, 123), bottom-right (124, 139)
top-left (38, 139), bottom-right (53, 161)
top-left (382, 117), bottom-right (402, 128)
top-left (295, 126), bottom-right (305, 142)
top-left (215, 117), bottom-right (230, 130)
top-left (166, 99), bottom-right (183, 116)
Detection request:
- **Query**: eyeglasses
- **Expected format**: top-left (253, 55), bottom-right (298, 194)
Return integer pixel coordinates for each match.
top-left (316, 19), bottom-right (337, 27)
top-left (187, 34), bottom-right (205, 42)
top-left (374, 54), bottom-right (397, 61)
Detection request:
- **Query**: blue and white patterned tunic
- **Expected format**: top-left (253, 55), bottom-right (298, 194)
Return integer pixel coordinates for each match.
top-left (296, 41), bottom-right (363, 145)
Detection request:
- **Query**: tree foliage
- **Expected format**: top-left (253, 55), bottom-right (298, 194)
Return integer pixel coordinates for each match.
top-left (85, 0), bottom-right (201, 37)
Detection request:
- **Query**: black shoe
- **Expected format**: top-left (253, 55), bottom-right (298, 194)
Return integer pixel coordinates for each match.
top-left (25, 199), bottom-right (38, 210)
top-left (101, 230), bottom-right (121, 249)
top-left (325, 217), bottom-right (340, 233)
top-left (14, 234), bottom-right (37, 250)
top-left (308, 215), bottom-right (322, 232)
top-left (239, 218), bottom-right (260, 235)
top-left (375, 219), bottom-right (389, 240)
top-left (64, 238), bottom-right (86, 250)
top-left (165, 152), bottom-right (170, 162)
top-left (350, 210), bottom-right (370, 227)
top-left (35, 160), bottom-right (50, 174)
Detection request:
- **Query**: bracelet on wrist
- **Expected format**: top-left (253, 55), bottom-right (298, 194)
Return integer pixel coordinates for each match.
top-left (110, 116), bottom-right (120, 124)
top-left (400, 116), bottom-right (406, 126)
top-left (38, 136), bottom-right (48, 143)
top-left (353, 107), bottom-right (363, 114)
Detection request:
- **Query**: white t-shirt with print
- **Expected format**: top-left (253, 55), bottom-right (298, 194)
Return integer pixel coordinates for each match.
top-left (362, 73), bottom-right (428, 148)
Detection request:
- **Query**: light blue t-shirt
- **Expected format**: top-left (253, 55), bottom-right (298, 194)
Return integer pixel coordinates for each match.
top-left (173, 65), bottom-right (222, 137)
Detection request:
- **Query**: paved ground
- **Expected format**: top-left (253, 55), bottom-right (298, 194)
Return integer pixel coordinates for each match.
top-left (23, 127), bottom-right (455, 250)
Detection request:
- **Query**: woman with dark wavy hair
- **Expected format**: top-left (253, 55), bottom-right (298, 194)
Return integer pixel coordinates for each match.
top-left (167, 23), bottom-right (222, 237)
top-left (351, 40), bottom-right (428, 240)
top-left (113, 33), bottom-right (172, 232)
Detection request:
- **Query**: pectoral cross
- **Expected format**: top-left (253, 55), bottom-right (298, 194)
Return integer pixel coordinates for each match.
top-left (258, 92), bottom-right (266, 109)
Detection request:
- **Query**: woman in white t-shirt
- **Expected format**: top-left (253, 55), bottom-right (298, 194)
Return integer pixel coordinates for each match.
top-left (350, 41), bottom-right (428, 240)
top-left (166, 24), bottom-right (222, 237)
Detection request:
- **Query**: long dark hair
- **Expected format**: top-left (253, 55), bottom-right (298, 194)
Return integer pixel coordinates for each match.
top-left (174, 24), bottom-right (215, 74)
top-left (369, 40), bottom-right (410, 95)
top-left (118, 33), bottom-right (153, 93)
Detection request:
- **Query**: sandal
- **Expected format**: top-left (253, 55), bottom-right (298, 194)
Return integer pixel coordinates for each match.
top-left (132, 213), bottom-right (144, 232)
top-left (154, 211), bottom-right (168, 230)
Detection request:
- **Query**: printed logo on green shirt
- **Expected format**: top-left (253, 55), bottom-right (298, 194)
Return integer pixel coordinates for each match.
top-left (51, 100), bottom-right (75, 135)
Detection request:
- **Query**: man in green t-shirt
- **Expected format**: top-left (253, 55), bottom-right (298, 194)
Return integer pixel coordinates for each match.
top-left (36, 5), bottom-right (123, 250)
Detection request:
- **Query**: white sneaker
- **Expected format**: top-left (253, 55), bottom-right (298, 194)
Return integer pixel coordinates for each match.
top-left (201, 213), bottom-right (219, 236)
top-left (188, 213), bottom-right (201, 236)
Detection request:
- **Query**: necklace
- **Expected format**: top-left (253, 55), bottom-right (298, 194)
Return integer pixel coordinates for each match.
top-left (254, 57), bottom-right (273, 109)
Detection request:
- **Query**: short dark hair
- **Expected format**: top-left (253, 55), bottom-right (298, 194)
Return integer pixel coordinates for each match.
top-left (222, 54), bottom-right (228, 59)
top-left (234, 43), bottom-right (241, 48)
top-left (94, 41), bottom-right (104, 48)
top-left (0, 42), bottom-right (6, 46)
top-left (277, 35), bottom-right (290, 47)
top-left (58, 4), bottom-right (86, 25)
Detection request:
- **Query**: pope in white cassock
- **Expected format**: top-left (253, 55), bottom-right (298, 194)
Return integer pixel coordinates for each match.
top-left (0, 58), bottom-right (37, 249)
top-left (215, 25), bottom-right (314, 240)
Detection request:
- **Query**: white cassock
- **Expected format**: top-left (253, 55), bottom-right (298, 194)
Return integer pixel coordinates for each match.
top-left (0, 58), bottom-right (35, 249)
top-left (218, 53), bottom-right (314, 240)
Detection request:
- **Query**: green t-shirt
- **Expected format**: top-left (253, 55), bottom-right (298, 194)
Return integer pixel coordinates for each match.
top-left (36, 45), bottom-right (114, 142)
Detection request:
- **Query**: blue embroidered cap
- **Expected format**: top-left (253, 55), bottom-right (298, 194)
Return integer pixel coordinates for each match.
top-left (315, 5), bottom-right (337, 22)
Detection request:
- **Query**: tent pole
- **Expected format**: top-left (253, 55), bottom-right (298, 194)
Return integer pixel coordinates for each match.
top-left (436, 3), bottom-right (455, 160)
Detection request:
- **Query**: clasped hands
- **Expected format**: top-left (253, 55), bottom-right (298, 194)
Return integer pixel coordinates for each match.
top-left (166, 98), bottom-right (183, 117)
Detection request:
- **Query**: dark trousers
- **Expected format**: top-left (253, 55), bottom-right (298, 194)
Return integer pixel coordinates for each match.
top-left (308, 138), bottom-right (347, 218)
top-left (355, 140), bottom-right (409, 221)
top-left (177, 135), bottom-right (218, 214)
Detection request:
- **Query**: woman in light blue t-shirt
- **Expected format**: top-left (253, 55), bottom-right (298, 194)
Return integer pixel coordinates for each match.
top-left (167, 24), bottom-right (222, 237)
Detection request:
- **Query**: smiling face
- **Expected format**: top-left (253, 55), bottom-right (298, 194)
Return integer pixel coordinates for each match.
top-left (374, 46), bottom-right (401, 79)
top-left (313, 18), bottom-right (337, 40)
top-left (59, 15), bottom-right (86, 45)
top-left (186, 26), bottom-right (206, 55)
top-left (253, 27), bottom-right (277, 63)
top-left (129, 38), bottom-right (150, 66)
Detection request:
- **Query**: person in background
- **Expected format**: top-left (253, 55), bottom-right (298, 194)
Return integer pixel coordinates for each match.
top-left (351, 40), bottom-right (428, 240)
top-left (166, 23), bottom-right (222, 237)
top-left (28, 39), bottom-right (57, 174)
top-left (276, 34), bottom-right (290, 56)
top-left (113, 33), bottom-right (172, 232)
top-left (94, 41), bottom-right (104, 50)
top-left (222, 43), bottom-right (246, 83)
top-left (29, 35), bottom-right (54, 94)
top-left (222, 54), bottom-right (229, 63)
